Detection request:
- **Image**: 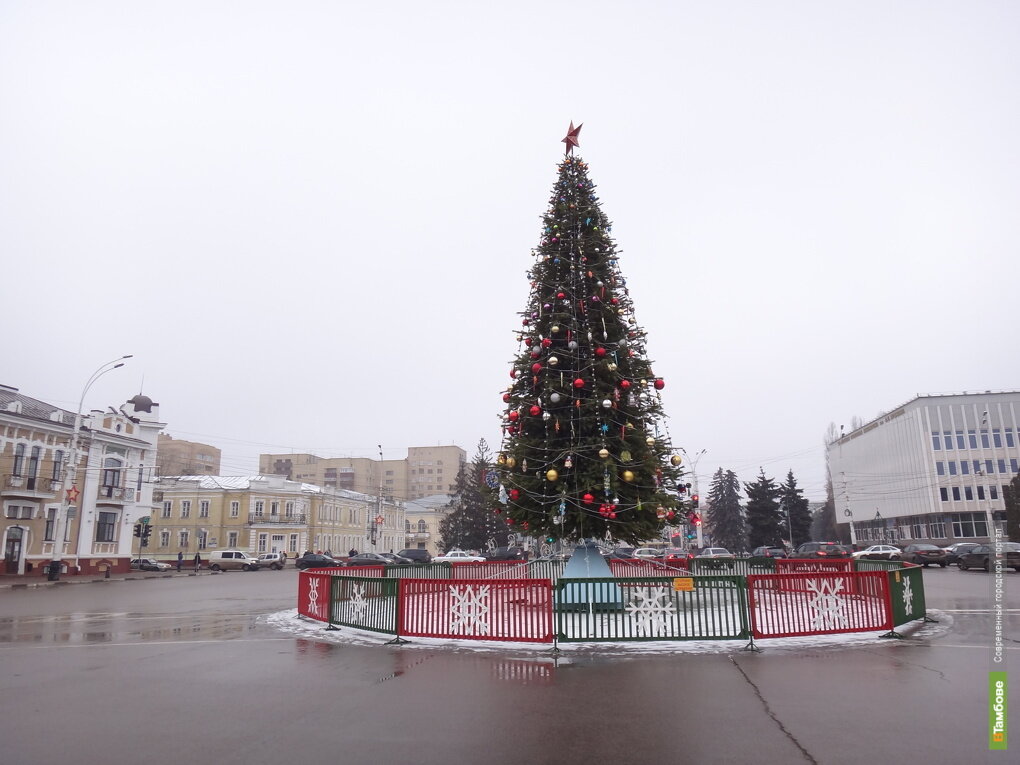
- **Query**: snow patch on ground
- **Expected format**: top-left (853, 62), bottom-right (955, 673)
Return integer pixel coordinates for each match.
top-left (263, 609), bottom-right (953, 656)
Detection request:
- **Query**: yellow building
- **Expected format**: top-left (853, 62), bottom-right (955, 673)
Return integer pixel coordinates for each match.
top-left (156, 434), bottom-right (221, 476)
top-left (152, 474), bottom-right (404, 561)
top-left (259, 445), bottom-right (466, 501)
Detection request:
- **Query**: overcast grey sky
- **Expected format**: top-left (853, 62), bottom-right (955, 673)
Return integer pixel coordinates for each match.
top-left (2, 1), bottom-right (1017, 500)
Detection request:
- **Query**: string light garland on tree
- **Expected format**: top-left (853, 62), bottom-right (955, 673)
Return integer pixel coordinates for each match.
top-left (489, 123), bottom-right (685, 546)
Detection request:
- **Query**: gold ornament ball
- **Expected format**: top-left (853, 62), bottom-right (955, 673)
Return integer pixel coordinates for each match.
top-left (622, 470), bottom-right (635, 482)
top-left (646, 436), bottom-right (655, 446)
top-left (506, 457), bottom-right (516, 468)
top-left (671, 455), bottom-right (682, 466)
top-left (599, 448), bottom-right (610, 459)
top-left (546, 469), bottom-right (559, 482)
top-left (607, 363), bottom-right (618, 372)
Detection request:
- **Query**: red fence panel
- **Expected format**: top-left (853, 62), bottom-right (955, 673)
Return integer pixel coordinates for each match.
top-left (609, 559), bottom-right (685, 577)
top-left (399, 578), bottom-right (554, 643)
top-left (747, 571), bottom-right (892, 638)
top-left (450, 561), bottom-right (532, 579)
top-left (297, 570), bottom-right (335, 622)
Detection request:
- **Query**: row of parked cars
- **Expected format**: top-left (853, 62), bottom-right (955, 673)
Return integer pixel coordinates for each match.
top-left (294, 546), bottom-right (532, 570)
top-left (852, 541), bottom-right (1020, 571)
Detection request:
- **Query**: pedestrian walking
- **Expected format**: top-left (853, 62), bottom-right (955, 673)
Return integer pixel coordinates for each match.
top-left (177, 551), bottom-right (183, 572)
top-left (348, 548), bottom-right (358, 558)
top-left (193, 552), bottom-right (201, 572)
top-left (279, 551), bottom-right (286, 568)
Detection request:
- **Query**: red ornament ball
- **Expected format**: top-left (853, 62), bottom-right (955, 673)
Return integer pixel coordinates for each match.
top-left (573, 378), bottom-right (585, 389)
top-left (529, 405), bottom-right (541, 416)
top-left (541, 338), bottom-right (552, 348)
top-left (508, 411), bottom-right (520, 422)
top-left (654, 378), bottom-right (665, 390)
top-left (502, 393), bottom-right (510, 403)
top-left (524, 337), bottom-right (533, 347)
top-left (595, 347), bottom-right (607, 358)
top-left (582, 493), bottom-right (594, 504)
top-left (509, 489), bottom-right (520, 500)
top-left (531, 363), bottom-right (542, 373)
top-left (510, 369), bottom-right (517, 379)
top-left (620, 380), bottom-right (631, 390)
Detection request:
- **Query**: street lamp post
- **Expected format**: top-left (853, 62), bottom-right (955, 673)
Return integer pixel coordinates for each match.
top-left (681, 448), bottom-right (706, 548)
top-left (874, 510), bottom-right (884, 543)
top-left (49, 355), bottom-right (132, 581)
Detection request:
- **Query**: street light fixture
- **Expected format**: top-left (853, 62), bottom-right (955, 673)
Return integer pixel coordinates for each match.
top-left (49, 355), bottom-right (132, 581)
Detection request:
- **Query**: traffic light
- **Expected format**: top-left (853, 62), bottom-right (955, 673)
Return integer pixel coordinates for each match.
top-left (691, 494), bottom-right (700, 509)
top-left (141, 524), bottom-right (152, 547)
top-left (133, 523), bottom-right (142, 538)
top-left (692, 513), bottom-right (701, 526)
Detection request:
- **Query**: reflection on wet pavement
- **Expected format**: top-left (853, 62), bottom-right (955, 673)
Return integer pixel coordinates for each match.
top-left (0, 612), bottom-right (262, 645)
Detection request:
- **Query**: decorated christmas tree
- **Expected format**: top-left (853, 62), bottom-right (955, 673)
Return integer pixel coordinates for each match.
top-left (491, 124), bottom-right (685, 546)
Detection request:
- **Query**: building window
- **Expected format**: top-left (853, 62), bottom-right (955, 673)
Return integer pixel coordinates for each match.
top-left (952, 487), bottom-right (961, 501)
top-left (254, 500), bottom-right (264, 517)
top-left (955, 431), bottom-right (965, 449)
top-left (936, 462), bottom-right (945, 476)
top-left (961, 461), bottom-right (969, 475)
top-left (1006, 429), bottom-right (1016, 448)
top-left (418, 519), bottom-right (427, 532)
top-left (289, 534), bottom-right (298, 553)
top-left (102, 457), bottom-right (122, 491)
top-left (948, 462), bottom-right (957, 476)
top-left (228, 531), bottom-right (238, 548)
top-left (160, 530), bottom-right (170, 548)
top-left (405, 520), bottom-right (411, 532)
top-left (990, 486), bottom-right (998, 500)
top-left (998, 459), bottom-right (1007, 474)
top-left (271, 501), bottom-right (279, 516)
top-left (1011, 459), bottom-right (1019, 474)
top-left (44, 508), bottom-right (56, 540)
top-left (52, 450), bottom-right (64, 481)
top-left (285, 502), bottom-right (294, 517)
top-left (964, 486), bottom-right (973, 500)
top-left (968, 430), bottom-right (977, 448)
top-left (198, 530), bottom-right (208, 549)
top-left (985, 460), bottom-right (994, 475)
top-left (200, 500), bottom-right (209, 518)
top-left (13, 444), bottom-right (25, 475)
top-left (950, 513), bottom-right (988, 538)
top-left (981, 430), bottom-right (990, 448)
top-left (162, 501), bottom-right (172, 518)
top-left (179, 530), bottom-right (190, 548)
top-left (978, 486), bottom-right (986, 500)
top-left (928, 517), bottom-right (946, 539)
top-left (973, 460), bottom-right (981, 474)
top-left (993, 429), bottom-right (1002, 448)
top-left (230, 501), bottom-right (239, 518)
top-left (258, 534), bottom-right (267, 553)
top-left (932, 433), bottom-right (941, 450)
top-left (181, 500), bottom-right (191, 519)
top-left (940, 488), bottom-right (948, 501)
top-left (910, 519), bottom-right (925, 539)
top-left (96, 511), bottom-right (117, 542)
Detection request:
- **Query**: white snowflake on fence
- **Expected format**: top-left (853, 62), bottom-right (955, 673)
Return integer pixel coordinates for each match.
top-left (348, 582), bottom-right (368, 623)
top-left (626, 586), bottom-right (676, 637)
top-left (449, 584), bottom-right (491, 636)
top-left (306, 577), bottom-right (324, 619)
top-left (901, 576), bottom-right (914, 615)
top-left (805, 577), bottom-right (849, 630)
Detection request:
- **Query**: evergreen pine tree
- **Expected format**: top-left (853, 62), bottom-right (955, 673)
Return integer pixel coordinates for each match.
top-left (744, 468), bottom-right (782, 548)
top-left (440, 440), bottom-right (500, 552)
top-left (778, 470), bottom-right (812, 548)
top-left (491, 128), bottom-right (684, 546)
top-left (705, 468), bottom-right (745, 552)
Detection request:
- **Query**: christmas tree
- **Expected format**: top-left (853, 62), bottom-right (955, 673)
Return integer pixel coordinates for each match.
top-left (491, 124), bottom-right (684, 546)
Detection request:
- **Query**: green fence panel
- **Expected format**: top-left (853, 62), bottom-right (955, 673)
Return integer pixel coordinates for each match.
top-left (690, 558), bottom-right (771, 576)
top-left (886, 566), bottom-right (926, 626)
top-left (554, 575), bottom-right (749, 642)
top-left (385, 563), bottom-right (451, 580)
top-left (854, 559), bottom-right (906, 573)
top-left (329, 575), bottom-right (399, 634)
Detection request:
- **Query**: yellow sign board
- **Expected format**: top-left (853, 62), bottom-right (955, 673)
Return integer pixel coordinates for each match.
top-left (672, 577), bottom-right (695, 592)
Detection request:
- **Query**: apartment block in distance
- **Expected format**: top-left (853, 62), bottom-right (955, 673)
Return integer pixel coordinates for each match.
top-left (156, 434), bottom-right (221, 476)
top-left (827, 391), bottom-right (1020, 546)
top-left (259, 445), bottom-right (466, 501)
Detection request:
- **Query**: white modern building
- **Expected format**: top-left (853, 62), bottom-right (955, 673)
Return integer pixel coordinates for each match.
top-left (827, 391), bottom-right (1020, 546)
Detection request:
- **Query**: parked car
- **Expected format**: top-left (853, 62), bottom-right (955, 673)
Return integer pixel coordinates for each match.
top-left (131, 558), bottom-right (171, 572)
top-left (942, 542), bottom-right (981, 565)
top-left (751, 546), bottom-right (788, 558)
top-left (957, 542), bottom-right (1020, 572)
top-left (397, 548), bottom-right (432, 565)
top-left (206, 550), bottom-right (262, 571)
top-left (346, 552), bottom-right (394, 566)
top-left (696, 547), bottom-right (734, 559)
top-left (632, 548), bottom-right (665, 560)
top-left (900, 543), bottom-right (948, 567)
top-left (381, 552), bottom-right (414, 565)
top-left (662, 548), bottom-right (688, 565)
top-left (256, 552), bottom-right (287, 570)
top-left (434, 550), bottom-right (486, 563)
top-left (851, 545), bottom-right (902, 561)
top-left (604, 547), bottom-right (636, 560)
top-left (486, 546), bottom-right (529, 562)
top-left (795, 542), bottom-right (853, 559)
top-left (294, 553), bottom-right (342, 570)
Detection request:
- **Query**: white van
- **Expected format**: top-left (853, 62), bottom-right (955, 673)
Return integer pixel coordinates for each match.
top-left (206, 550), bottom-right (261, 572)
